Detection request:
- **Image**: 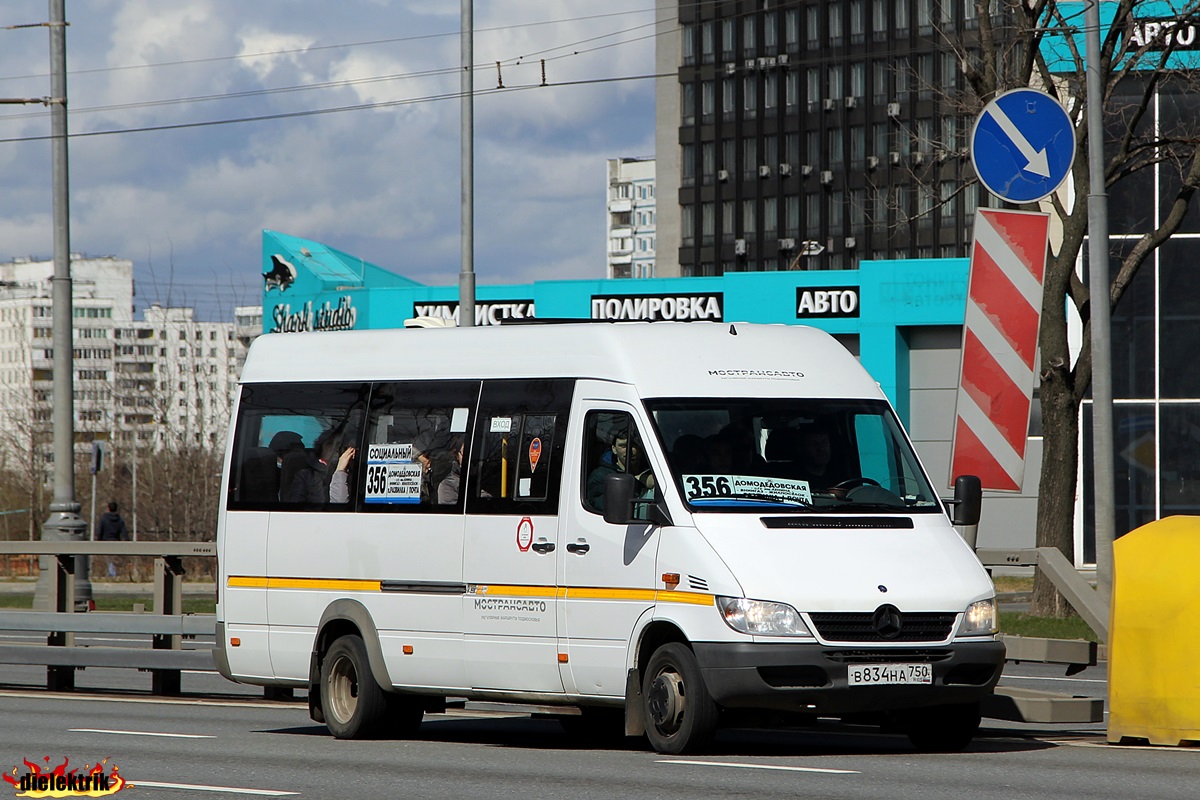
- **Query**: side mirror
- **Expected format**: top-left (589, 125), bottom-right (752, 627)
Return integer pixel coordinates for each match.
top-left (603, 473), bottom-right (636, 525)
top-left (950, 474), bottom-right (982, 527)
top-left (603, 473), bottom-right (673, 527)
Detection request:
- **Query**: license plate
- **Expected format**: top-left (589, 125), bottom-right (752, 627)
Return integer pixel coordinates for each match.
top-left (847, 663), bottom-right (932, 686)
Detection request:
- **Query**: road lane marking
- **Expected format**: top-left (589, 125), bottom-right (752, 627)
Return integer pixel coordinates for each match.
top-left (0, 689), bottom-right (288, 709)
top-left (658, 759), bottom-right (859, 774)
top-left (70, 728), bottom-right (216, 739)
top-left (133, 780), bottom-right (297, 796)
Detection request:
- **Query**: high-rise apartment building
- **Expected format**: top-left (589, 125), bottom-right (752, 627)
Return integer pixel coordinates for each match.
top-left (606, 157), bottom-right (659, 279)
top-left (115, 304), bottom-right (240, 452)
top-left (0, 256), bottom-right (133, 465)
top-left (655, 0), bottom-right (991, 276)
top-left (0, 255), bottom-right (245, 476)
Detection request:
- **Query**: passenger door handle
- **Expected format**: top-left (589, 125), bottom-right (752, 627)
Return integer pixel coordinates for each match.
top-left (566, 542), bottom-right (591, 555)
top-left (531, 541), bottom-right (555, 554)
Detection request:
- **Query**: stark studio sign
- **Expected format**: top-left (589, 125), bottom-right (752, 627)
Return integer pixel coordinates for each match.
top-left (951, 209), bottom-right (1050, 492)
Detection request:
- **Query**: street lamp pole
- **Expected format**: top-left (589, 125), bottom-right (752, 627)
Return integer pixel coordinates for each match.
top-left (459, 0), bottom-right (476, 328)
top-left (35, 0), bottom-right (93, 616)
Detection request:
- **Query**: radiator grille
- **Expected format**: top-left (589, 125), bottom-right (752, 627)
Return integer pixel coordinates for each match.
top-left (807, 612), bottom-right (956, 642)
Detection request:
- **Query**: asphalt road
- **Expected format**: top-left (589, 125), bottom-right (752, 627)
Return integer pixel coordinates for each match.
top-left (0, 658), bottom-right (1195, 800)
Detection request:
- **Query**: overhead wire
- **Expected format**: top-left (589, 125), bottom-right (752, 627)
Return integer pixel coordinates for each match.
top-left (0, 6), bottom-right (675, 127)
top-left (0, 0), bottom-right (821, 137)
top-left (0, 6), bottom-right (680, 143)
top-left (0, 2), bottom-right (769, 320)
top-left (0, 72), bottom-right (671, 144)
top-left (0, 7), bottom-right (661, 83)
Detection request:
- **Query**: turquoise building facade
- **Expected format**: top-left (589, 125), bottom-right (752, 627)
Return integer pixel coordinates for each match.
top-left (260, 229), bottom-right (970, 429)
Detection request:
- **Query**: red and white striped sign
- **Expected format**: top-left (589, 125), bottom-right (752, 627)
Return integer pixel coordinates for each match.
top-left (950, 209), bottom-right (1050, 492)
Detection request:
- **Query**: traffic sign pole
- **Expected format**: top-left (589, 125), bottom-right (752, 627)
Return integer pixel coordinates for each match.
top-left (1084, 0), bottom-right (1115, 604)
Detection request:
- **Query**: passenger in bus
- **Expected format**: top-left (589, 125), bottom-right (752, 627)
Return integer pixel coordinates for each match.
top-left (669, 433), bottom-right (709, 475)
top-left (268, 430), bottom-right (304, 466)
top-left (794, 424), bottom-right (838, 489)
top-left (283, 428), bottom-right (356, 504)
top-left (704, 433), bottom-right (735, 474)
top-left (764, 426), bottom-right (804, 478)
top-left (414, 431), bottom-right (455, 503)
top-left (269, 430), bottom-right (305, 500)
top-left (436, 436), bottom-right (465, 505)
top-left (327, 446), bottom-right (357, 504)
top-left (587, 430), bottom-right (655, 511)
top-left (713, 421), bottom-right (767, 475)
top-left (239, 447), bottom-right (281, 502)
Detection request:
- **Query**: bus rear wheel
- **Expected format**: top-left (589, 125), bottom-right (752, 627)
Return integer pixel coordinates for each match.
top-left (642, 643), bottom-right (719, 754)
top-left (321, 634), bottom-right (386, 739)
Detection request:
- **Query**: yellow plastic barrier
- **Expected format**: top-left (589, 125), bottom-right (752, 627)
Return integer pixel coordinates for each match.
top-left (1108, 515), bottom-right (1200, 745)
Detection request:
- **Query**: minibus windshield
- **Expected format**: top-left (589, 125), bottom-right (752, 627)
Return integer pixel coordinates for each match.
top-left (645, 398), bottom-right (942, 513)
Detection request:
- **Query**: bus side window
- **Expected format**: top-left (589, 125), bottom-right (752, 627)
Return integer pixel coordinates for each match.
top-left (466, 379), bottom-right (574, 516)
top-left (360, 380), bottom-right (479, 513)
top-left (581, 411), bottom-right (654, 515)
top-left (227, 382), bottom-right (369, 511)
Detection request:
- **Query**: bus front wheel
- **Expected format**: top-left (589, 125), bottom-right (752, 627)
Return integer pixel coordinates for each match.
top-left (641, 643), bottom-right (719, 754)
top-left (321, 634), bottom-right (386, 739)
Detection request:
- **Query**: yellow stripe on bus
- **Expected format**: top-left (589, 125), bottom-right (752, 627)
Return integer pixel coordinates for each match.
top-left (564, 587), bottom-right (658, 602)
top-left (227, 576), bottom-right (380, 592)
top-left (470, 584), bottom-right (559, 599)
top-left (226, 577), bottom-right (713, 606)
top-left (227, 576), bottom-right (268, 588)
top-left (654, 590), bottom-right (717, 606)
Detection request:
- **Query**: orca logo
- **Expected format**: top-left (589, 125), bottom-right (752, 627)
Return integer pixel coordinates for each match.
top-left (263, 254), bottom-right (297, 292)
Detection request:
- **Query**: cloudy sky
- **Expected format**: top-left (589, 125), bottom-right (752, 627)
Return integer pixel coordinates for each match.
top-left (0, 1), bottom-right (658, 320)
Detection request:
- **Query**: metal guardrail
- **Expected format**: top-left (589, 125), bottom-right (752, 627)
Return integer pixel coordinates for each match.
top-left (0, 541), bottom-right (216, 694)
top-left (976, 546), bottom-right (1110, 640)
top-left (0, 540), bottom-right (1110, 723)
top-left (976, 546), bottom-right (1109, 725)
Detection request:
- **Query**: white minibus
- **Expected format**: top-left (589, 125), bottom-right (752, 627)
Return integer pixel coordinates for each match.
top-left (214, 321), bottom-right (1003, 754)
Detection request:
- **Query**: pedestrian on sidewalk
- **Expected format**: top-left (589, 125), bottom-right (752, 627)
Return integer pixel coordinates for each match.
top-left (96, 500), bottom-right (129, 578)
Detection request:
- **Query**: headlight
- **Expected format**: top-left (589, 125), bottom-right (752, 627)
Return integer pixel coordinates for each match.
top-left (716, 597), bottom-right (813, 637)
top-left (959, 598), bottom-right (997, 635)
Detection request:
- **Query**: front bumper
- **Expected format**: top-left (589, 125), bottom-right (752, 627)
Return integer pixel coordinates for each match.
top-left (692, 639), bottom-right (1005, 715)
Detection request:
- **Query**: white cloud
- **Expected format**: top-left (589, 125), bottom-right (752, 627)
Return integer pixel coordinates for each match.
top-left (0, 0), bottom-right (656, 319)
top-left (237, 29), bottom-right (319, 83)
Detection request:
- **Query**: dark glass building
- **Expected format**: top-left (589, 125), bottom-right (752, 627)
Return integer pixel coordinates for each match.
top-left (655, 0), bottom-right (992, 277)
top-left (655, 0), bottom-right (1200, 554)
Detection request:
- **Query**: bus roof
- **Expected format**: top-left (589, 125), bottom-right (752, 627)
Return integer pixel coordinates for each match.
top-left (238, 322), bottom-right (883, 400)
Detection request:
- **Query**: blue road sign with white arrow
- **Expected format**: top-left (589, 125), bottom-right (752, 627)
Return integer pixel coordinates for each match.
top-left (970, 88), bottom-right (1076, 204)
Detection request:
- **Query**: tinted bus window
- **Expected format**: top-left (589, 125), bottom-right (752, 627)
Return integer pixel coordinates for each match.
top-left (467, 379), bottom-right (574, 516)
top-left (360, 380), bottom-right (480, 513)
top-left (227, 382), bottom-right (369, 511)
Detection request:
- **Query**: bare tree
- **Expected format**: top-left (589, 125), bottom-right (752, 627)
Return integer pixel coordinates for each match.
top-left (0, 322), bottom-right (51, 558)
top-left (958, 0), bottom-right (1200, 615)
